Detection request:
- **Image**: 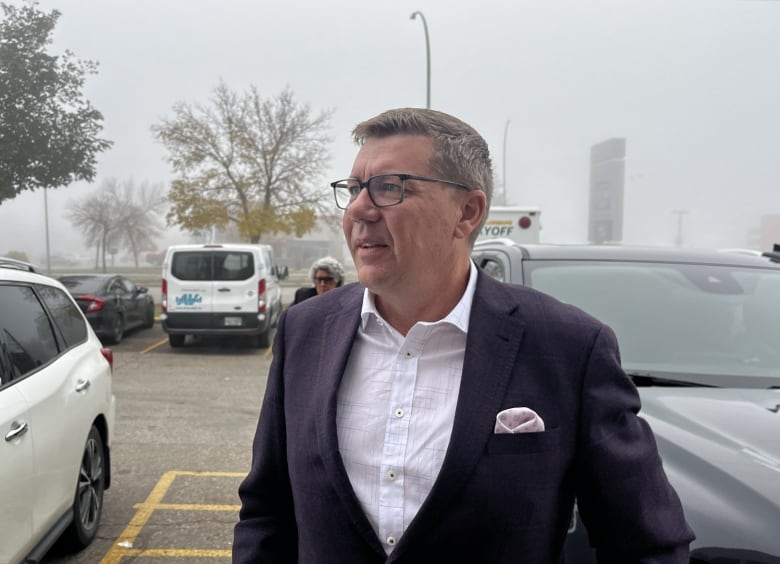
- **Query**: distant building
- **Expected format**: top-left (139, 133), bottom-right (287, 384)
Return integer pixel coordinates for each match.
top-left (759, 214), bottom-right (780, 251)
top-left (268, 214), bottom-right (349, 271)
top-left (588, 138), bottom-right (626, 244)
top-left (189, 215), bottom-right (349, 272)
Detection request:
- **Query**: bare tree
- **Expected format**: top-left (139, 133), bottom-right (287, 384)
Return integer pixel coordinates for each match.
top-left (67, 177), bottom-right (165, 270)
top-left (152, 82), bottom-right (333, 243)
top-left (112, 179), bottom-right (166, 267)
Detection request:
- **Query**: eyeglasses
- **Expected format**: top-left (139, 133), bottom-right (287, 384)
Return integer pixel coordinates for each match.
top-left (330, 174), bottom-right (472, 210)
top-left (315, 276), bottom-right (335, 284)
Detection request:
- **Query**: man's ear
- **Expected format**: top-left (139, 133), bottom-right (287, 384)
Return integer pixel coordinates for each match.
top-left (455, 190), bottom-right (487, 240)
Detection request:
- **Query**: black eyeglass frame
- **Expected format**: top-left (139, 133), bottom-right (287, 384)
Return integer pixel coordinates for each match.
top-left (330, 173), bottom-right (473, 210)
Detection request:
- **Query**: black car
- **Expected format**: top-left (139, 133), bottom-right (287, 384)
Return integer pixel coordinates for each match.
top-left (471, 240), bottom-right (780, 563)
top-left (58, 274), bottom-right (155, 344)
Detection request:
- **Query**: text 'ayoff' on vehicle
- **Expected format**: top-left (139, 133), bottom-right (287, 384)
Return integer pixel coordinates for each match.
top-left (471, 240), bottom-right (780, 563)
top-left (58, 273), bottom-right (155, 345)
top-left (0, 257), bottom-right (116, 564)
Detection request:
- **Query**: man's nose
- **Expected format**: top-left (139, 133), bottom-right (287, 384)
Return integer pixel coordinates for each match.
top-left (347, 186), bottom-right (380, 217)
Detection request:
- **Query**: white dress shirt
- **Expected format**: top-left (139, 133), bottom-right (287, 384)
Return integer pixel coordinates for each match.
top-left (336, 262), bottom-right (477, 554)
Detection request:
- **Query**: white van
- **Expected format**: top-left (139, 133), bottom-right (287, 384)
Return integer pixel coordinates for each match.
top-left (160, 243), bottom-right (282, 348)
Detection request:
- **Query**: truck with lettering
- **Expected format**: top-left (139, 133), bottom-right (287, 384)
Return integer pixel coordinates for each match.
top-left (478, 206), bottom-right (542, 243)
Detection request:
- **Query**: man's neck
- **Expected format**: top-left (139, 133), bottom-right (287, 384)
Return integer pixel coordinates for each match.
top-left (373, 262), bottom-right (472, 336)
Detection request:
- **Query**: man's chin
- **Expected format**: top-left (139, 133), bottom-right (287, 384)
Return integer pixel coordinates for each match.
top-left (355, 267), bottom-right (390, 292)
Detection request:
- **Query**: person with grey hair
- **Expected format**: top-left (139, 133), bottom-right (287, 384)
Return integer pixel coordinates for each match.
top-left (234, 108), bottom-right (693, 563)
top-left (291, 256), bottom-right (344, 305)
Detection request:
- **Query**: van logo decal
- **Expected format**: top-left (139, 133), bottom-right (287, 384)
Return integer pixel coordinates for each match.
top-left (176, 293), bottom-right (203, 306)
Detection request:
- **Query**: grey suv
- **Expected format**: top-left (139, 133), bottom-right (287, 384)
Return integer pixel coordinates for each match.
top-left (472, 240), bottom-right (780, 563)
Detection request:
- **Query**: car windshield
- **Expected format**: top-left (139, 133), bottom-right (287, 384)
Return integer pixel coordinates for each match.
top-left (527, 261), bottom-right (780, 386)
top-left (59, 276), bottom-right (107, 294)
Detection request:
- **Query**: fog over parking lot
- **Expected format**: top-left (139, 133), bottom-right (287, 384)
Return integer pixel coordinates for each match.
top-left (2, 0), bottom-right (779, 262)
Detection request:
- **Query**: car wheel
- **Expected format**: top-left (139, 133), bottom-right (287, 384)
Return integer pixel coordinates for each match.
top-left (109, 314), bottom-right (124, 344)
top-left (143, 304), bottom-right (155, 328)
top-left (62, 425), bottom-right (105, 549)
top-left (255, 326), bottom-right (271, 348)
top-left (169, 334), bottom-right (185, 347)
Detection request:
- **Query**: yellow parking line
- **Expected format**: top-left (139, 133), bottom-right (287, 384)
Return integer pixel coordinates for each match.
top-left (133, 502), bottom-right (240, 511)
top-left (140, 337), bottom-right (169, 354)
top-left (109, 548), bottom-right (231, 558)
top-left (101, 470), bottom-right (246, 563)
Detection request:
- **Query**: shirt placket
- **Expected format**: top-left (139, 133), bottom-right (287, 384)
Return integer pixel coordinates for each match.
top-left (376, 333), bottom-right (423, 552)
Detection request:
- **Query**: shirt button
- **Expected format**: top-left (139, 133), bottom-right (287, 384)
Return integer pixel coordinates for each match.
top-left (404, 351), bottom-right (413, 358)
top-left (387, 469), bottom-right (397, 480)
top-left (386, 535), bottom-right (396, 546)
top-left (394, 408), bottom-right (404, 418)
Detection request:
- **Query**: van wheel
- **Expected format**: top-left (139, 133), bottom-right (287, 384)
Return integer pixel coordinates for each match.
top-left (255, 328), bottom-right (271, 349)
top-left (62, 425), bottom-right (105, 549)
top-left (169, 334), bottom-right (185, 347)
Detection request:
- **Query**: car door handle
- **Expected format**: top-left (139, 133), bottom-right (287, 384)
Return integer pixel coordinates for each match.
top-left (75, 379), bottom-right (91, 392)
top-left (5, 420), bottom-right (28, 442)
top-left (217, 288), bottom-right (231, 292)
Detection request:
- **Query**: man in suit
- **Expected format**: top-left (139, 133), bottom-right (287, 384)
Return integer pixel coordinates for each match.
top-left (233, 108), bottom-right (694, 563)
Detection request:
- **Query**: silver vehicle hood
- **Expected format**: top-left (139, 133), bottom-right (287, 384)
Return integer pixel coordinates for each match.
top-left (639, 387), bottom-right (780, 557)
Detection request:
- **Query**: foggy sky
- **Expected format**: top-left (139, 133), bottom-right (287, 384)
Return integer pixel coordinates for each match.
top-left (2, 0), bottom-right (779, 263)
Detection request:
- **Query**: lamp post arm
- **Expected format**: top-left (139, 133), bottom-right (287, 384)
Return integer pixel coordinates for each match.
top-left (410, 11), bottom-right (431, 109)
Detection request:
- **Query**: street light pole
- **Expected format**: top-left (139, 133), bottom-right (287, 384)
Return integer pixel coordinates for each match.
top-left (410, 11), bottom-right (431, 109)
top-left (672, 209), bottom-right (689, 247)
top-left (502, 120), bottom-right (511, 205)
top-left (43, 187), bottom-right (51, 274)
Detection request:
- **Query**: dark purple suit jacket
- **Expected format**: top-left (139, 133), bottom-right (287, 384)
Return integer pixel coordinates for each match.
top-left (233, 272), bottom-right (693, 563)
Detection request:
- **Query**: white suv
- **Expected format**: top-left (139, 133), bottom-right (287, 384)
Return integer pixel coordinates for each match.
top-left (0, 258), bottom-right (116, 564)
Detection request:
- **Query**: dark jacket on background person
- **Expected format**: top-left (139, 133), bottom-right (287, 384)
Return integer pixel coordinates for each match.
top-left (291, 286), bottom-right (317, 305)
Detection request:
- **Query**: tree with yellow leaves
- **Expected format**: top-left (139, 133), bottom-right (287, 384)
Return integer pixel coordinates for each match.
top-left (152, 82), bottom-right (332, 243)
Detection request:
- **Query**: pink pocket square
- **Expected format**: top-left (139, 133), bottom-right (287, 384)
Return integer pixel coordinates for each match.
top-left (494, 407), bottom-right (545, 434)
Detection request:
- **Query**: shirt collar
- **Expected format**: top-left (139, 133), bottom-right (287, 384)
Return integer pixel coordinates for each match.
top-left (360, 261), bottom-right (478, 334)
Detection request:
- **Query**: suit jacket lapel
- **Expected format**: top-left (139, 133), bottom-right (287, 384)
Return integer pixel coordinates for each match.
top-left (390, 273), bottom-right (527, 559)
top-left (313, 285), bottom-right (387, 555)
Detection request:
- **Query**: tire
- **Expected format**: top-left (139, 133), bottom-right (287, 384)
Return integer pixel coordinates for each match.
top-left (108, 314), bottom-right (124, 344)
top-left (255, 327), bottom-right (271, 349)
top-left (143, 303), bottom-right (155, 329)
top-left (169, 334), bottom-right (185, 348)
top-left (62, 425), bottom-right (105, 549)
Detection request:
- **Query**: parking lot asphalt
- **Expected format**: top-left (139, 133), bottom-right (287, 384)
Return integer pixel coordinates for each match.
top-left (42, 318), bottom-right (274, 563)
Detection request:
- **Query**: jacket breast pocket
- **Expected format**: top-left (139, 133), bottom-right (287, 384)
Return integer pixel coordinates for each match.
top-left (486, 426), bottom-right (560, 454)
